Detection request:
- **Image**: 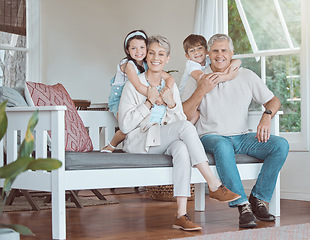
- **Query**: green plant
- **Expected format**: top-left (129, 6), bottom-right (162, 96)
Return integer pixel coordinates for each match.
top-left (0, 101), bottom-right (62, 236)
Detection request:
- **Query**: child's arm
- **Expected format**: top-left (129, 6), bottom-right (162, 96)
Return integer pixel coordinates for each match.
top-left (216, 59), bottom-right (242, 83)
top-left (190, 70), bottom-right (205, 82)
top-left (161, 71), bottom-right (175, 89)
top-left (123, 62), bottom-right (148, 96)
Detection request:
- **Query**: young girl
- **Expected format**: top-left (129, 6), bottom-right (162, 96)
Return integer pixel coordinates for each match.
top-left (101, 30), bottom-right (175, 153)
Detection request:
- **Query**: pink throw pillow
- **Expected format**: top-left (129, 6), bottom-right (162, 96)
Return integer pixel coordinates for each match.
top-left (26, 82), bottom-right (93, 152)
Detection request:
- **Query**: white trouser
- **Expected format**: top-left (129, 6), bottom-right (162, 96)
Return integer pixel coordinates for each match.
top-left (148, 120), bottom-right (208, 197)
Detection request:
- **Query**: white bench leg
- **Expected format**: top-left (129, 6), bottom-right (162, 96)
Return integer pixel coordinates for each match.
top-left (195, 183), bottom-right (205, 211)
top-left (52, 171), bottom-right (66, 240)
top-left (269, 173), bottom-right (280, 217)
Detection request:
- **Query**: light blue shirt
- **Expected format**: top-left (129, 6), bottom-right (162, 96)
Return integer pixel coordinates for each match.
top-left (148, 79), bottom-right (166, 124)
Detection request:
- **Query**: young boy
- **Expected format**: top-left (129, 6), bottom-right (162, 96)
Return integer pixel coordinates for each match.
top-left (180, 34), bottom-right (241, 123)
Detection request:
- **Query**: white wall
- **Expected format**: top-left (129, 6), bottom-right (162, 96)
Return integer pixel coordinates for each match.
top-left (41, 0), bottom-right (196, 103)
top-left (41, 0), bottom-right (310, 201)
top-left (281, 152), bottom-right (310, 201)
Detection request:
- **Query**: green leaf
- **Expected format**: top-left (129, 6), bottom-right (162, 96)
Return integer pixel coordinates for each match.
top-left (0, 223), bottom-right (35, 236)
top-left (17, 139), bottom-right (35, 158)
top-left (0, 101), bottom-right (8, 141)
top-left (17, 111), bottom-right (38, 158)
top-left (27, 110), bottom-right (38, 132)
top-left (2, 178), bottom-right (14, 197)
top-left (0, 157), bottom-right (34, 179)
top-left (27, 158), bottom-right (62, 171)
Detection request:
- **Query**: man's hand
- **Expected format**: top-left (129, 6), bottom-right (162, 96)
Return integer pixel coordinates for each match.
top-left (256, 114), bottom-right (272, 142)
top-left (197, 73), bottom-right (219, 95)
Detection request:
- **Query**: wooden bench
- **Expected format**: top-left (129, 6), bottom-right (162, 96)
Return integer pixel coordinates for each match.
top-left (0, 106), bottom-right (280, 240)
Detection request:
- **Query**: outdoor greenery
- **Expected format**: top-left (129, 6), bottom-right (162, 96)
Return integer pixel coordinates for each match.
top-left (228, 0), bottom-right (301, 132)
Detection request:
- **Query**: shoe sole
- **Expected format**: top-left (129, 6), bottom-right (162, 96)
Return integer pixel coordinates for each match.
top-left (251, 210), bottom-right (276, 222)
top-left (254, 216), bottom-right (276, 222)
top-left (172, 225), bottom-right (202, 231)
top-left (210, 195), bottom-right (241, 203)
top-left (239, 221), bottom-right (257, 228)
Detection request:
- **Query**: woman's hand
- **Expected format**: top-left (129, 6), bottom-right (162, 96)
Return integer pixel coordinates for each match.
top-left (147, 86), bottom-right (159, 105)
top-left (155, 86), bottom-right (170, 105)
top-left (160, 87), bottom-right (176, 109)
top-left (155, 96), bottom-right (164, 105)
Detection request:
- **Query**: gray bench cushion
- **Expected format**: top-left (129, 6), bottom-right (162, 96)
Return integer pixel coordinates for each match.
top-left (65, 150), bottom-right (263, 171)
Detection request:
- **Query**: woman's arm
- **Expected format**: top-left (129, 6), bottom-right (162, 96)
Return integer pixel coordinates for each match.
top-left (118, 81), bottom-right (157, 134)
top-left (162, 83), bottom-right (187, 121)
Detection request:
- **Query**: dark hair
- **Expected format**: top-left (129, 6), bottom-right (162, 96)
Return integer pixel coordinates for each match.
top-left (123, 30), bottom-right (148, 74)
top-left (183, 34), bottom-right (207, 54)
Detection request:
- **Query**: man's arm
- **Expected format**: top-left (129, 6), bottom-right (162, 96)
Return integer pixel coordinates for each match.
top-left (182, 73), bottom-right (219, 120)
top-left (256, 96), bottom-right (281, 142)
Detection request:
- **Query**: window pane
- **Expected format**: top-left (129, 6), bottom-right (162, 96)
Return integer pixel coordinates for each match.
top-left (0, 31), bottom-right (26, 48)
top-left (278, 0), bottom-right (301, 47)
top-left (228, 0), bottom-right (252, 54)
top-left (265, 54), bottom-right (301, 132)
top-left (240, 0), bottom-right (289, 50)
top-left (0, 49), bottom-right (26, 87)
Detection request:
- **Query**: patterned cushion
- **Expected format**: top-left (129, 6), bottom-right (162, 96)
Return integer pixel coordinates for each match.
top-left (26, 82), bottom-right (93, 152)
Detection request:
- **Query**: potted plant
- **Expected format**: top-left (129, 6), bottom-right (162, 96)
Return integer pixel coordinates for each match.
top-left (0, 101), bottom-right (62, 239)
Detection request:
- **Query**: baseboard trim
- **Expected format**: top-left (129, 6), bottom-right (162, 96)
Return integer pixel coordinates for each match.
top-left (244, 186), bottom-right (310, 201)
top-left (280, 192), bottom-right (310, 201)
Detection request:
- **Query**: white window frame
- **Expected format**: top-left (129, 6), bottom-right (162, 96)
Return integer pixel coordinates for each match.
top-left (283, 0), bottom-right (310, 152)
top-left (0, 0), bottom-right (40, 84)
top-left (231, 0), bottom-right (309, 151)
top-left (27, 0), bottom-right (41, 83)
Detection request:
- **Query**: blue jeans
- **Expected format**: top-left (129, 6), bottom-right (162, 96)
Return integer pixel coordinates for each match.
top-left (108, 76), bottom-right (124, 118)
top-left (200, 133), bottom-right (289, 207)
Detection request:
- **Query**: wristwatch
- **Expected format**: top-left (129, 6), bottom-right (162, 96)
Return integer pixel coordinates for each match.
top-left (263, 109), bottom-right (272, 115)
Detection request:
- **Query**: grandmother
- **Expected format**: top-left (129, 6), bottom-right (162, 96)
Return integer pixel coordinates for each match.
top-left (118, 35), bottom-right (240, 231)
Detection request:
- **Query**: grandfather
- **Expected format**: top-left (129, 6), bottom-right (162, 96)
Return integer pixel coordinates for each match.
top-left (182, 33), bottom-right (289, 228)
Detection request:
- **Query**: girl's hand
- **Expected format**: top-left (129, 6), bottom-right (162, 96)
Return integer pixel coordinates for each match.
top-left (147, 86), bottom-right (159, 104)
top-left (160, 87), bottom-right (176, 109)
top-left (155, 86), bottom-right (170, 105)
top-left (155, 96), bottom-right (164, 105)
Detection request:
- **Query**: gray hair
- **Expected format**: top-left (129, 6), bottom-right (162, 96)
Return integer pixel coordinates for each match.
top-left (147, 35), bottom-right (171, 56)
top-left (208, 34), bottom-right (234, 52)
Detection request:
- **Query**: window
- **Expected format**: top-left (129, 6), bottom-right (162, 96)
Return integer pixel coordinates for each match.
top-left (0, 0), bottom-right (40, 87)
top-left (228, 0), bottom-right (309, 151)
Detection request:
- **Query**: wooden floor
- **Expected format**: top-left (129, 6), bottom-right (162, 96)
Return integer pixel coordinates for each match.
top-left (2, 188), bottom-right (310, 240)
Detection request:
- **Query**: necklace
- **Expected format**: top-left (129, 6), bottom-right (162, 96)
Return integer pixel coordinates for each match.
top-left (145, 71), bottom-right (161, 88)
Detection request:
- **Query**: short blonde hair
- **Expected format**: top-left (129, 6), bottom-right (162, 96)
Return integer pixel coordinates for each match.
top-left (147, 35), bottom-right (171, 56)
top-left (183, 34), bottom-right (208, 54)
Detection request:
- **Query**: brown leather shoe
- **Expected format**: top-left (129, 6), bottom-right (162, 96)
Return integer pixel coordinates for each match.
top-left (209, 185), bottom-right (241, 202)
top-left (172, 214), bottom-right (202, 231)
